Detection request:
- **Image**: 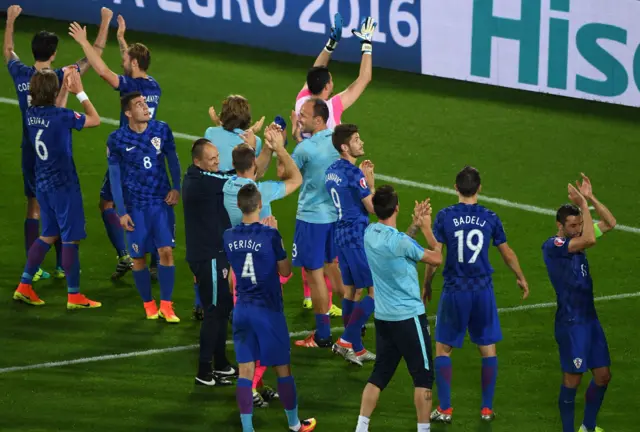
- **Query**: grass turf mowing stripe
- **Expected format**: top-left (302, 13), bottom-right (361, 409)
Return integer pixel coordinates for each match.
top-left (1, 291), bottom-right (638, 375)
top-left (2, 96), bottom-right (637, 235)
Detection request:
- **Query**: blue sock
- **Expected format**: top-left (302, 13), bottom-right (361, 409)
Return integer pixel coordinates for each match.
top-left (342, 298), bottom-right (355, 329)
top-left (435, 356), bottom-right (453, 410)
top-left (101, 208), bottom-right (128, 257)
top-left (236, 378), bottom-right (253, 432)
top-left (277, 376), bottom-right (299, 428)
top-left (61, 243), bottom-right (80, 294)
top-left (21, 238), bottom-right (51, 283)
top-left (481, 356), bottom-right (498, 410)
top-left (342, 296), bottom-right (375, 352)
top-left (54, 238), bottom-right (62, 268)
top-left (24, 218), bottom-right (39, 258)
top-left (559, 385), bottom-right (577, 432)
top-left (315, 313), bottom-right (331, 340)
top-left (583, 379), bottom-right (607, 430)
top-left (194, 281), bottom-right (202, 307)
top-left (132, 268), bottom-right (153, 302)
top-left (157, 264), bottom-right (175, 301)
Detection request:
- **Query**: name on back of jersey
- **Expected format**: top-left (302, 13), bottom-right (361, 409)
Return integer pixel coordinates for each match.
top-left (227, 238), bottom-right (262, 252)
top-left (325, 172), bottom-right (342, 185)
top-left (27, 116), bottom-right (50, 128)
top-left (145, 95), bottom-right (160, 104)
top-left (452, 215), bottom-right (487, 228)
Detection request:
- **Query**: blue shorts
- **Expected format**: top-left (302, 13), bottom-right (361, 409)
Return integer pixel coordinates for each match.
top-left (36, 187), bottom-right (86, 242)
top-left (555, 320), bottom-right (610, 373)
top-left (435, 287), bottom-right (502, 348)
top-left (99, 170), bottom-right (112, 202)
top-left (292, 220), bottom-right (336, 270)
top-left (233, 305), bottom-right (291, 367)
top-left (126, 203), bottom-right (175, 258)
top-left (22, 142), bottom-right (36, 198)
top-left (337, 246), bottom-right (373, 289)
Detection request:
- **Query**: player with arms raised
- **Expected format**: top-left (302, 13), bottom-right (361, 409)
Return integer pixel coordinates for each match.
top-left (543, 176), bottom-right (616, 432)
top-left (5, 5), bottom-right (111, 281)
top-left (294, 15), bottom-right (376, 311)
top-left (325, 124), bottom-right (376, 366)
top-left (107, 92), bottom-right (182, 323)
top-left (426, 166), bottom-right (529, 423)
top-left (13, 69), bottom-right (101, 308)
top-left (224, 184), bottom-right (317, 432)
top-left (69, 16), bottom-right (162, 280)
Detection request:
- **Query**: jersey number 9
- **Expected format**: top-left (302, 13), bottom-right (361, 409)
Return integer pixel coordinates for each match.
top-left (454, 229), bottom-right (484, 264)
top-left (330, 188), bottom-right (342, 220)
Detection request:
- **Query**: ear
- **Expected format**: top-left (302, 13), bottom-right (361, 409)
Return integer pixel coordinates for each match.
top-left (477, 184), bottom-right (483, 194)
top-left (454, 184), bottom-right (459, 193)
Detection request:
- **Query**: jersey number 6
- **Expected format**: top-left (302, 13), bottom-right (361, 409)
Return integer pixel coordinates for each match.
top-left (35, 129), bottom-right (48, 161)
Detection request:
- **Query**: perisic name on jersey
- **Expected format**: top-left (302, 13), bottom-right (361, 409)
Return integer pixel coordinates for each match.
top-left (226, 238), bottom-right (263, 253)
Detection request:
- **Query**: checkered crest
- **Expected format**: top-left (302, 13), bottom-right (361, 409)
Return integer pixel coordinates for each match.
top-left (151, 137), bottom-right (162, 153)
top-left (573, 358), bottom-right (583, 369)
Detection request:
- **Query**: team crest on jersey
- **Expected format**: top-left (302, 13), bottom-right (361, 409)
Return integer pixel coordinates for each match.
top-left (151, 137), bottom-right (162, 154)
top-left (573, 358), bottom-right (583, 369)
top-left (132, 243), bottom-right (139, 254)
top-left (222, 268), bottom-right (229, 279)
top-left (554, 237), bottom-right (566, 247)
top-left (359, 177), bottom-right (368, 189)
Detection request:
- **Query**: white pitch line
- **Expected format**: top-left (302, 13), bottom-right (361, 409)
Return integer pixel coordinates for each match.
top-left (1, 291), bottom-right (638, 375)
top-left (2, 96), bottom-right (636, 234)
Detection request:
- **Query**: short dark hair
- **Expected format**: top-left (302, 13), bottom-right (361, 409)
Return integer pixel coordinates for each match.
top-left (455, 166), bottom-right (481, 197)
top-left (306, 66), bottom-right (331, 95)
top-left (220, 95), bottom-right (251, 132)
top-left (306, 98), bottom-right (329, 124)
top-left (332, 124), bottom-right (358, 153)
top-left (120, 91), bottom-right (143, 113)
top-left (191, 138), bottom-right (211, 161)
top-left (232, 144), bottom-right (256, 173)
top-left (32, 31), bottom-right (58, 62)
top-left (29, 69), bottom-right (59, 106)
top-left (237, 183), bottom-right (261, 215)
top-left (372, 185), bottom-right (399, 220)
top-left (556, 204), bottom-right (581, 225)
top-left (128, 43), bottom-right (151, 71)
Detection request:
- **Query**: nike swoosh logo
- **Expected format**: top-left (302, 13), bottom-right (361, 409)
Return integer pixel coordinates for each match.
top-left (126, 146), bottom-right (135, 151)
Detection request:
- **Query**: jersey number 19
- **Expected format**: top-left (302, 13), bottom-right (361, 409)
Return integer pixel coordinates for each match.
top-left (454, 229), bottom-right (484, 264)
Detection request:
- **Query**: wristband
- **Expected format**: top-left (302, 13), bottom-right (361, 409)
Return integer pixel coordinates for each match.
top-left (361, 42), bottom-right (372, 54)
top-left (324, 38), bottom-right (338, 53)
top-left (76, 91), bottom-right (89, 103)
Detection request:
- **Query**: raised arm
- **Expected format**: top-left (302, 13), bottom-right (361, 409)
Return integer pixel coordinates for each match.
top-left (55, 68), bottom-right (72, 108)
top-left (68, 22), bottom-right (120, 89)
top-left (66, 69), bottom-right (100, 127)
top-left (116, 14), bottom-right (128, 59)
top-left (3, 5), bottom-right (21, 64)
top-left (359, 160), bottom-right (375, 214)
top-left (567, 183), bottom-right (597, 253)
top-left (338, 17), bottom-right (376, 111)
top-left (75, 8), bottom-right (113, 75)
top-left (576, 173), bottom-right (616, 235)
top-left (301, 13), bottom-right (343, 92)
top-left (268, 128), bottom-right (301, 195)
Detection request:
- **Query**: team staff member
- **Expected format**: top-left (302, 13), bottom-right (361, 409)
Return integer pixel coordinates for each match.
top-left (182, 138), bottom-right (237, 386)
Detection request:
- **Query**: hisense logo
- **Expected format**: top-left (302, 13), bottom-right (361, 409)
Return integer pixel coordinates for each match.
top-left (470, 0), bottom-right (640, 98)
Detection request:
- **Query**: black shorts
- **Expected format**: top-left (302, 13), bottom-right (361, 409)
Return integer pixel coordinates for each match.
top-left (189, 255), bottom-right (232, 313)
top-left (368, 314), bottom-right (434, 390)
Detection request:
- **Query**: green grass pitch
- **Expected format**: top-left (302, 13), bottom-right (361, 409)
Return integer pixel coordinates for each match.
top-left (0, 16), bottom-right (639, 432)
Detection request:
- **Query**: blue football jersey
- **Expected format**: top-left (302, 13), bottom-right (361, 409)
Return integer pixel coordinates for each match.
top-left (117, 75), bottom-right (161, 127)
top-left (223, 222), bottom-right (288, 312)
top-left (204, 126), bottom-right (263, 172)
top-left (433, 203), bottom-right (507, 289)
top-left (107, 120), bottom-right (176, 209)
top-left (291, 129), bottom-right (340, 224)
top-left (7, 60), bottom-right (64, 145)
top-left (25, 106), bottom-right (86, 192)
top-left (325, 158), bottom-right (371, 248)
top-left (542, 237), bottom-right (597, 324)
top-left (223, 176), bottom-right (286, 227)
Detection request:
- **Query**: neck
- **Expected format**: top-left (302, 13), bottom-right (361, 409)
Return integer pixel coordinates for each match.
top-left (312, 124), bottom-right (328, 136)
top-left (458, 194), bottom-right (478, 205)
top-left (242, 213), bottom-right (260, 224)
top-left (341, 154), bottom-right (356, 165)
top-left (131, 70), bottom-right (148, 79)
top-left (34, 61), bottom-right (52, 70)
top-left (237, 170), bottom-right (254, 180)
top-left (128, 120), bottom-right (148, 133)
top-left (379, 214), bottom-right (397, 229)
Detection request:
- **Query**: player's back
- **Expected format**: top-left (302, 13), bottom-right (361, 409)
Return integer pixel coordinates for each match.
top-left (434, 203), bottom-right (506, 289)
top-left (325, 158), bottom-right (370, 248)
top-left (8, 60), bottom-right (64, 143)
top-left (223, 222), bottom-right (286, 312)
top-left (204, 126), bottom-right (263, 172)
top-left (26, 106), bottom-right (85, 192)
top-left (292, 129), bottom-right (339, 224)
top-left (295, 89), bottom-right (343, 131)
top-left (223, 176), bottom-right (284, 226)
top-left (542, 237), bottom-right (597, 324)
top-left (107, 120), bottom-right (172, 208)
top-left (117, 75), bottom-right (161, 127)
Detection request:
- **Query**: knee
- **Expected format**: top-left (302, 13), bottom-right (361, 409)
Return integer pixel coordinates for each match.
top-left (158, 247), bottom-right (173, 262)
top-left (595, 370), bottom-right (612, 386)
top-left (562, 373), bottom-right (582, 388)
top-left (132, 258), bottom-right (146, 271)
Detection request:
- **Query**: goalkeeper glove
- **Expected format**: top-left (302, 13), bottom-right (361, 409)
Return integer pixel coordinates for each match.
top-left (324, 13), bottom-right (343, 53)
top-left (352, 16), bottom-right (377, 54)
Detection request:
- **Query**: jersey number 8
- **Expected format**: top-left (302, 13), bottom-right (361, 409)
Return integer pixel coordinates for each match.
top-left (330, 188), bottom-right (342, 220)
top-left (35, 129), bottom-right (48, 161)
top-left (454, 229), bottom-right (484, 264)
top-left (143, 156), bottom-right (152, 169)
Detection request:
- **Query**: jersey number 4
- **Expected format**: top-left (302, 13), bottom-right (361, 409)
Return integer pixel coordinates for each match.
top-left (454, 229), bottom-right (484, 264)
top-left (241, 252), bottom-right (257, 284)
